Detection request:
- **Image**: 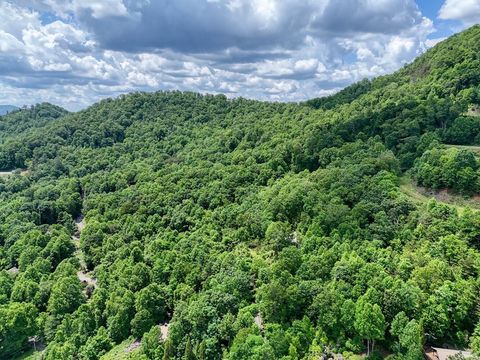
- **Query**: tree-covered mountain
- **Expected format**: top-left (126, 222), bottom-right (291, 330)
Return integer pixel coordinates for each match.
top-left (1, 25), bottom-right (480, 360)
top-left (0, 105), bottom-right (19, 116)
top-left (0, 103), bottom-right (68, 146)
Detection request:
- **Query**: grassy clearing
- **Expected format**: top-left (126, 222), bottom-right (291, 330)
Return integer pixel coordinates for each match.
top-left (0, 169), bottom-right (29, 177)
top-left (399, 175), bottom-right (480, 215)
top-left (466, 104), bottom-right (480, 117)
top-left (444, 144), bottom-right (480, 154)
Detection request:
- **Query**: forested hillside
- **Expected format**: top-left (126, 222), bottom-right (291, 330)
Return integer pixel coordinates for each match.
top-left (0, 103), bottom-right (68, 145)
top-left (1, 25), bottom-right (480, 360)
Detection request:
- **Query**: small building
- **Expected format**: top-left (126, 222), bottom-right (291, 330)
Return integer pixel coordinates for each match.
top-left (425, 346), bottom-right (473, 360)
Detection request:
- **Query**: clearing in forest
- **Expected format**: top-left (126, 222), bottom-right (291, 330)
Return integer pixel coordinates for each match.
top-left (466, 104), bottom-right (480, 117)
top-left (399, 175), bottom-right (480, 215)
top-left (444, 144), bottom-right (480, 155)
top-left (72, 212), bottom-right (97, 289)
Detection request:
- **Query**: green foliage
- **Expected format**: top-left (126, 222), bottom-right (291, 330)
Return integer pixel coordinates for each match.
top-left (354, 298), bottom-right (386, 355)
top-left (391, 312), bottom-right (423, 359)
top-left (0, 302), bottom-right (37, 358)
top-left (413, 147), bottom-right (480, 194)
top-left (264, 221), bottom-right (292, 253)
top-left (0, 103), bottom-right (68, 169)
top-left (131, 310), bottom-right (154, 339)
top-left (472, 322), bottom-right (480, 355)
top-left (1, 25), bottom-right (480, 360)
top-left (227, 329), bottom-right (275, 360)
top-left (305, 78), bottom-right (372, 110)
top-left (445, 116), bottom-right (480, 144)
top-left (79, 327), bottom-right (112, 360)
top-left (47, 276), bottom-right (84, 316)
top-left (142, 327), bottom-right (164, 360)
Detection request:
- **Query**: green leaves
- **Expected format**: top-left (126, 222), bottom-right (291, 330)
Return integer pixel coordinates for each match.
top-left (354, 299), bottom-right (386, 342)
top-left (47, 276), bottom-right (84, 316)
top-left (391, 312), bottom-right (424, 360)
top-left (0, 302), bottom-right (37, 358)
top-left (413, 147), bottom-right (480, 195)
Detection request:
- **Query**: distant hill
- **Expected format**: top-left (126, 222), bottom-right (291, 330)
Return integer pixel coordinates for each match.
top-left (0, 105), bottom-right (19, 116)
top-left (0, 103), bottom-right (68, 145)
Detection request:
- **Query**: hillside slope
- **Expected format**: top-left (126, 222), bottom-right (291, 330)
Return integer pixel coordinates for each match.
top-left (0, 104), bottom-right (68, 171)
top-left (1, 26), bottom-right (480, 360)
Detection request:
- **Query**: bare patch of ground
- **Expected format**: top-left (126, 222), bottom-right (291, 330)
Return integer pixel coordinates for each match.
top-left (254, 313), bottom-right (264, 331)
top-left (445, 144), bottom-right (480, 155)
top-left (72, 211), bottom-right (97, 290)
top-left (399, 175), bottom-right (480, 214)
top-left (0, 169), bottom-right (28, 177)
top-left (160, 323), bottom-right (170, 341)
top-left (124, 339), bottom-right (141, 353)
top-left (75, 214), bottom-right (86, 232)
top-left (7, 266), bottom-right (19, 275)
top-left (77, 271), bottom-right (97, 287)
top-left (466, 104), bottom-right (480, 117)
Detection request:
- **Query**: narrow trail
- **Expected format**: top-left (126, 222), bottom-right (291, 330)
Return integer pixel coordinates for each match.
top-left (72, 212), bottom-right (97, 289)
top-left (124, 339), bottom-right (141, 354)
top-left (0, 169), bottom-right (29, 177)
top-left (254, 313), bottom-right (264, 331)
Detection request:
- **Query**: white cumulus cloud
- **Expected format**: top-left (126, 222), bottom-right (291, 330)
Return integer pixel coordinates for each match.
top-left (439, 0), bottom-right (480, 26)
top-left (0, 0), bottom-right (439, 110)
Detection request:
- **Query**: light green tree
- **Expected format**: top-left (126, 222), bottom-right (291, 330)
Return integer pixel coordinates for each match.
top-left (354, 298), bottom-right (386, 356)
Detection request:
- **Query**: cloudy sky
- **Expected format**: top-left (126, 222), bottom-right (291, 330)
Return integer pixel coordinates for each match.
top-left (0, 0), bottom-right (479, 110)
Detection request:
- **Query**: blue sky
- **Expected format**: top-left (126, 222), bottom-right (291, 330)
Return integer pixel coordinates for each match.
top-left (417, 0), bottom-right (463, 39)
top-left (0, 0), bottom-right (479, 110)
top-left (418, 0), bottom-right (451, 37)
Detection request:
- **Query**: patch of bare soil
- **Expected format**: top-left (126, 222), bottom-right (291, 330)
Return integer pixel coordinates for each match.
top-left (414, 183), bottom-right (480, 209)
top-left (254, 313), bottom-right (264, 331)
top-left (125, 339), bottom-right (141, 353)
top-left (467, 104), bottom-right (480, 117)
top-left (75, 214), bottom-right (86, 232)
top-left (160, 323), bottom-right (170, 341)
top-left (0, 169), bottom-right (29, 177)
top-left (77, 271), bottom-right (97, 287)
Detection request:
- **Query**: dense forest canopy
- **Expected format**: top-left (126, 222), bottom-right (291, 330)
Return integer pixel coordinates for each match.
top-left (1, 25), bottom-right (480, 360)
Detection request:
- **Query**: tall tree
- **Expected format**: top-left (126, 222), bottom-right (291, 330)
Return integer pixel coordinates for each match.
top-left (354, 298), bottom-right (386, 355)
